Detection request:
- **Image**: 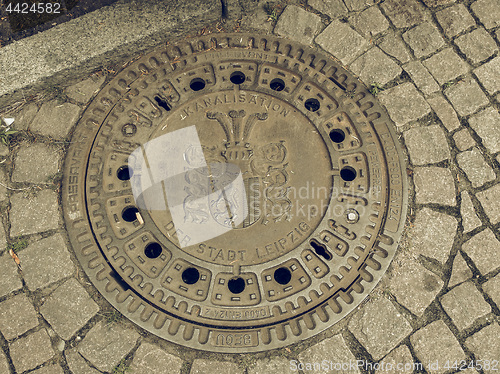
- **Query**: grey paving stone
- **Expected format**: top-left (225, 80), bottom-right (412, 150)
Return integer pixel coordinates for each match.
top-left (309, 0), bottom-right (347, 18)
top-left (449, 253), bottom-right (473, 287)
top-left (31, 364), bottom-right (65, 374)
top-left (463, 229), bottom-right (500, 275)
top-left (349, 297), bottom-right (412, 360)
top-left (404, 125), bottom-right (450, 165)
top-left (403, 61), bottom-right (440, 96)
top-left (249, 357), bottom-right (292, 374)
top-left (453, 129), bottom-right (475, 151)
top-left (0, 143), bottom-right (8, 157)
top-left (315, 20), bottom-right (369, 65)
top-left (65, 75), bottom-right (105, 104)
top-left (460, 192), bottom-right (482, 233)
top-left (403, 22), bottom-right (445, 59)
top-left (130, 343), bottom-right (183, 374)
top-left (429, 96), bottom-right (461, 131)
top-left (413, 208), bottom-right (457, 263)
top-left (351, 6), bottom-right (389, 37)
top-left (423, 48), bottom-right (469, 86)
top-left (240, 3), bottom-right (274, 33)
top-left (379, 83), bottom-right (431, 127)
top-left (474, 56), bottom-right (500, 95)
top-left (414, 167), bottom-right (456, 205)
top-left (436, 4), bottom-right (476, 38)
top-left (344, 0), bottom-right (374, 11)
top-left (0, 253), bottom-right (22, 298)
top-left (465, 323), bottom-right (500, 361)
top-left (445, 77), bottom-right (489, 117)
top-left (0, 294), bottom-right (38, 340)
top-left (0, 168), bottom-right (7, 202)
top-left (298, 334), bottom-right (359, 374)
top-left (350, 48), bottom-right (402, 86)
top-left (457, 148), bottom-right (496, 188)
top-left (0, 221), bottom-right (5, 251)
top-left (275, 5), bottom-right (323, 45)
top-left (78, 321), bottom-right (140, 373)
top-left (411, 321), bottom-right (465, 374)
top-left (422, 0), bottom-right (455, 7)
top-left (456, 28), bottom-right (498, 65)
top-left (12, 143), bottom-right (60, 183)
top-left (191, 360), bottom-right (242, 374)
top-left (378, 32), bottom-right (412, 64)
top-left (30, 100), bottom-right (81, 139)
top-left (18, 234), bottom-right (74, 291)
top-left (476, 184), bottom-right (500, 224)
top-left (66, 349), bottom-right (101, 374)
top-left (483, 274), bottom-right (500, 308)
top-left (381, 0), bottom-right (426, 29)
top-left (9, 190), bottom-right (60, 236)
top-left (0, 350), bottom-right (9, 374)
top-left (389, 255), bottom-right (444, 316)
top-left (10, 329), bottom-right (54, 373)
top-left (40, 278), bottom-right (99, 340)
top-left (469, 107), bottom-right (500, 154)
top-left (376, 345), bottom-right (415, 374)
top-left (441, 281), bottom-right (491, 330)
top-left (471, 0), bottom-right (500, 29)
top-left (11, 102), bottom-right (39, 131)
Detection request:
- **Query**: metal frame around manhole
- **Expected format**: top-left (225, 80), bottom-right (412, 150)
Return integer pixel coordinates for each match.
top-left (62, 33), bottom-right (408, 353)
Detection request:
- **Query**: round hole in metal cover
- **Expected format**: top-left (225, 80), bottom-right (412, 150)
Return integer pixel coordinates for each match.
top-left (305, 98), bottom-right (320, 112)
top-left (329, 129), bottom-right (346, 143)
top-left (121, 206), bottom-right (139, 222)
top-left (274, 267), bottom-right (292, 285)
top-left (230, 71), bottom-right (246, 85)
top-left (340, 166), bottom-right (357, 181)
top-left (116, 166), bottom-right (133, 181)
top-left (270, 78), bottom-right (285, 91)
top-left (190, 78), bottom-right (206, 91)
top-left (144, 242), bottom-right (162, 259)
top-left (228, 277), bottom-right (246, 294)
top-left (182, 267), bottom-right (200, 284)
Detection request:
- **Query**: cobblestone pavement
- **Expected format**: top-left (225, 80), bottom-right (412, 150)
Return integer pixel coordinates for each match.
top-left (0, 0), bottom-right (499, 373)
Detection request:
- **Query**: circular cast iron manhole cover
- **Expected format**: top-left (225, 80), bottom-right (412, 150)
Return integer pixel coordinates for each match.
top-left (63, 33), bottom-right (408, 352)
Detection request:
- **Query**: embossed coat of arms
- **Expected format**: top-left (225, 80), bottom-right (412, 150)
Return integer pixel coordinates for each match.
top-left (183, 110), bottom-right (292, 229)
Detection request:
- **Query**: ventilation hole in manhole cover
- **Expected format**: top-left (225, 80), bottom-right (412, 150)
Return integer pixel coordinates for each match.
top-left (270, 78), bottom-right (286, 91)
top-left (144, 242), bottom-right (162, 259)
top-left (154, 96), bottom-right (172, 111)
top-left (310, 240), bottom-right (332, 261)
top-left (230, 71), bottom-right (246, 85)
top-left (182, 267), bottom-right (201, 284)
top-left (273, 267), bottom-right (292, 285)
top-left (329, 129), bottom-right (346, 143)
top-left (228, 277), bottom-right (246, 294)
top-left (116, 166), bottom-right (133, 181)
top-left (304, 98), bottom-right (320, 112)
top-left (63, 33), bottom-right (408, 353)
top-left (190, 77), bottom-right (206, 91)
top-left (121, 206), bottom-right (139, 222)
top-left (340, 166), bottom-right (357, 181)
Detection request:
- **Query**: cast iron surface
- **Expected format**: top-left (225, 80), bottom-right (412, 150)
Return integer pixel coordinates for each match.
top-left (62, 33), bottom-right (408, 352)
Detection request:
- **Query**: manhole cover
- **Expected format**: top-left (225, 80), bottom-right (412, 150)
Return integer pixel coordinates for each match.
top-left (63, 33), bottom-right (408, 352)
